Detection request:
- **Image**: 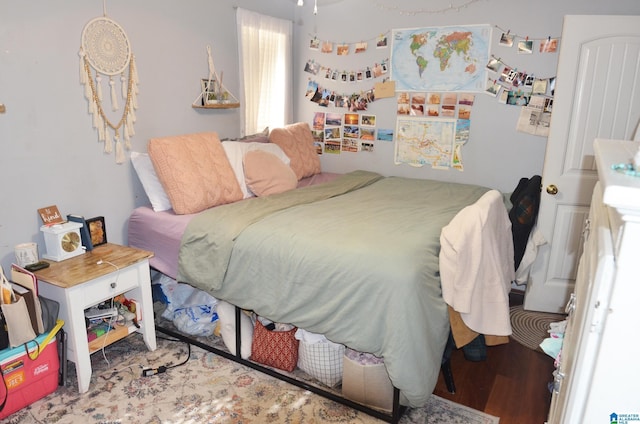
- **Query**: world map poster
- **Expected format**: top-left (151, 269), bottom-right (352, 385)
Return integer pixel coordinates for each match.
top-left (391, 25), bottom-right (492, 92)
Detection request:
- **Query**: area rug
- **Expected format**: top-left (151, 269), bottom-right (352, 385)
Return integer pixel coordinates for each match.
top-left (510, 305), bottom-right (566, 351)
top-left (7, 334), bottom-right (499, 424)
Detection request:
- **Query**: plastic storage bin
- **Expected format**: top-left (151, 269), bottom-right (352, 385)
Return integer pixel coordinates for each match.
top-left (0, 332), bottom-right (59, 419)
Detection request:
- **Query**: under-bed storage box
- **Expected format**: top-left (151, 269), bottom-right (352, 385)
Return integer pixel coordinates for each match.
top-left (342, 349), bottom-right (394, 412)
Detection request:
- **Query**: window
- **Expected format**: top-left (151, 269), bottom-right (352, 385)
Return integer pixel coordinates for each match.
top-left (236, 8), bottom-right (292, 136)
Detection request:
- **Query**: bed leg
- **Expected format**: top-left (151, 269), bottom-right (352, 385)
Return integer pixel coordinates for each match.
top-left (441, 330), bottom-right (456, 394)
top-left (391, 387), bottom-right (406, 423)
top-left (234, 305), bottom-right (242, 359)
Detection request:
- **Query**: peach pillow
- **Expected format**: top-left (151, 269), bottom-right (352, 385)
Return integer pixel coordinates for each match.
top-left (269, 122), bottom-right (321, 180)
top-left (148, 132), bottom-right (243, 214)
top-left (243, 150), bottom-right (298, 196)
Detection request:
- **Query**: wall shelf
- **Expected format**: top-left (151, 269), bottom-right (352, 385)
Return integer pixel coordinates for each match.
top-left (192, 103), bottom-right (240, 109)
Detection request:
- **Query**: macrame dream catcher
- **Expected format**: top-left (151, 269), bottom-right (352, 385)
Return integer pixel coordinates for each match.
top-left (80, 14), bottom-right (138, 164)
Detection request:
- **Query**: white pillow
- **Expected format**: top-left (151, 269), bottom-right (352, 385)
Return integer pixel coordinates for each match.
top-left (221, 141), bottom-right (291, 198)
top-left (216, 300), bottom-right (253, 359)
top-left (130, 152), bottom-right (172, 211)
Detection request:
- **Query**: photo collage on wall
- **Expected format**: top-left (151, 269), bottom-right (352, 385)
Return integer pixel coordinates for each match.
top-left (311, 111), bottom-right (383, 155)
top-left (303, 26), bottom-right (560, 158)
top-left (485, 55), bottom-right (555, 137)
top-left (304, 33), bottom-right (392, 155)
top-left (397, 92), bottom-right (474, 119)
top-left (485, 30), bottom-right (558, 136)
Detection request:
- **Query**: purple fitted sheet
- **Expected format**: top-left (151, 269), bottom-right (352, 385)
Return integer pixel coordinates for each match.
top-left (127, 172), bottom-right (342, 279)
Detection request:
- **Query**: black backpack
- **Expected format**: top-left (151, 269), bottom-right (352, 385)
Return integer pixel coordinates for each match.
top-left (509, 175), bottom-right (542, 270)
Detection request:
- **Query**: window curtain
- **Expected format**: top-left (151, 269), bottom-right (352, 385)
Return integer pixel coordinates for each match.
top-left (236, 8), bottom-right (292, 136)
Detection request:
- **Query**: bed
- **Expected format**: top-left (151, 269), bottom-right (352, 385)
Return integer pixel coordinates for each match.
top-left (127, 124), bottom-right (514, 420)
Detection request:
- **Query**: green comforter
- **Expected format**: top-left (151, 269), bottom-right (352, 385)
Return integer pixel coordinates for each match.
top-left (178, 171), bottom-right (489, 407)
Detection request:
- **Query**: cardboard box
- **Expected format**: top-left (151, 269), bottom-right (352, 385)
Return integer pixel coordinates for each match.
top-left (0, 332), bottom-right (59, 419)
top-left (342, 351), bottom-right (394, 412)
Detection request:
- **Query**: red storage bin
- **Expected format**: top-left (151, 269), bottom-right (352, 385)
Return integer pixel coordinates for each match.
top-left (0, 332), bottom-right (59, 419)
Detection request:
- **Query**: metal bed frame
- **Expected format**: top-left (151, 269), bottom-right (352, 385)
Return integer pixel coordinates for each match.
top-left (156, 305), bottom-right (457, 423)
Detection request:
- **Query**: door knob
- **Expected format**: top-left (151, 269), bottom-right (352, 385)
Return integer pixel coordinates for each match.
top-left (546, 184), bottom-right (558, 195)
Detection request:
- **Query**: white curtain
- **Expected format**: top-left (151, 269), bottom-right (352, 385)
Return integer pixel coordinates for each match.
top-left (236, 8), bottom-right (292, 136)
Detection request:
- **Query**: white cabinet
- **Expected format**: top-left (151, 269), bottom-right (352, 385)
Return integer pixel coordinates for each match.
top-left (547, 139), bottom-right (640, 423)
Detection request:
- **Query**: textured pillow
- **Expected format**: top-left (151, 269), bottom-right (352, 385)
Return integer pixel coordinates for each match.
top-left (243, 150), bottom-right (298, 196)
top-left (222, 141), bottom-right (291, 198)
top-left (130, 152), bottom-right (172, 211)
top-left (148, 132), bottom-right (243, 215)
top-left (269, 122), bottom-right (321, 180)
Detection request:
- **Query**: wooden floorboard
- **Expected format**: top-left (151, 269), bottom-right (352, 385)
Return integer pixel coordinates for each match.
top-left (433, 291), bottom-right (556, 424)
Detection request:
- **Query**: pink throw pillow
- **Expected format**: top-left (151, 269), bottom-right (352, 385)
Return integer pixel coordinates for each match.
top-left (148, 132), bottom-right (243, 214)
top-left (269, 122), bottom-right (321, 180)
top-left (243, 150), bottom-right (298, 196)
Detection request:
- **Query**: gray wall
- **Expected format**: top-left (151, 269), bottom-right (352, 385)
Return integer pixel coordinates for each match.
top-left (293, 0), bottom-right (640, 192)
top-left (0, 0), bottom-right (292, 270)
top-left (2, 0), bottom-right (640, 273)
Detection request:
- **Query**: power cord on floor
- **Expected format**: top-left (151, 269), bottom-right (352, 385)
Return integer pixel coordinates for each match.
top-left (99, 335), bottom-right (192, 381)
top-left (141, 335), bottom-right (192, 377)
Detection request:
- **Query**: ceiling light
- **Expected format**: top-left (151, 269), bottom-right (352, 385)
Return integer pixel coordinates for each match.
top-left (297, 0), bottom-right (303, 6)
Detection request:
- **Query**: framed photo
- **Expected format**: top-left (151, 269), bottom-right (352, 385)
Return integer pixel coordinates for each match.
top-left (86, 216), bottom-right (107, 247)
top-left (201, 78), bottom-right (218, 105)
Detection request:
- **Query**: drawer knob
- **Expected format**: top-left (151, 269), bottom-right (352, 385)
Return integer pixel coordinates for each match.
top-left (111, 282), bottom-right (116, 288)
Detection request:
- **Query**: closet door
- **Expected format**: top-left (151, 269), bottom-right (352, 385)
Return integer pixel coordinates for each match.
top-left (525, 15), bottom-right (640, 313)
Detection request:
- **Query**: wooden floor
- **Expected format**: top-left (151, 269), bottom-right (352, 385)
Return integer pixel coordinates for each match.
top-left (433, 292), bottom-right (556, 424)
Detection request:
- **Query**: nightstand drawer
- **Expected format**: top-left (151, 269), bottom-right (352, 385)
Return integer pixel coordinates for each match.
top-left (80, 265), bottom-right (140, 306)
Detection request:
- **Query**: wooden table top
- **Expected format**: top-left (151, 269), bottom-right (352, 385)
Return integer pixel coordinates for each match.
top-left (33, 243), bottom-right (154, 289)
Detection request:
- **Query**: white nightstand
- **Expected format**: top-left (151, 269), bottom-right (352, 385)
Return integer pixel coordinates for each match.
top-left (35, 243), bottom-right (157, 393)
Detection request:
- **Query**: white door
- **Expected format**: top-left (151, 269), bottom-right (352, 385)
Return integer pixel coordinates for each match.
top-left (524, 15), bottom-right (640, 313)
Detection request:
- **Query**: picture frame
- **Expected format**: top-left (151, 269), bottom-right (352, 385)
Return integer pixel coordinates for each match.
top-left (67, 214), bottom-right (94, 251)
top-left (86, 216), bottom-right (107, 247)
top-left (200, 78), bottom-right (218, 105)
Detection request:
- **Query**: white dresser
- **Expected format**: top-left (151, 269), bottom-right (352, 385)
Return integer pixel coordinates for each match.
top-left (547, 139), bottom-right (640, 423)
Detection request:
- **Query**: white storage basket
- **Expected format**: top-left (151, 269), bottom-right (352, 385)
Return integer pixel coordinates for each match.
top-left (296, 330), bottom-right (345, 387)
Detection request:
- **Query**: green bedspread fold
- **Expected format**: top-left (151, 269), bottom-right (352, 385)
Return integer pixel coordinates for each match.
top-left (178, 171), bottom-right (489, 407)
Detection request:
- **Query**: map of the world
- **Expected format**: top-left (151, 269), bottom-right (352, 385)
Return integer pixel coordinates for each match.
top-left (391, 25), bottom-right (492, 92)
